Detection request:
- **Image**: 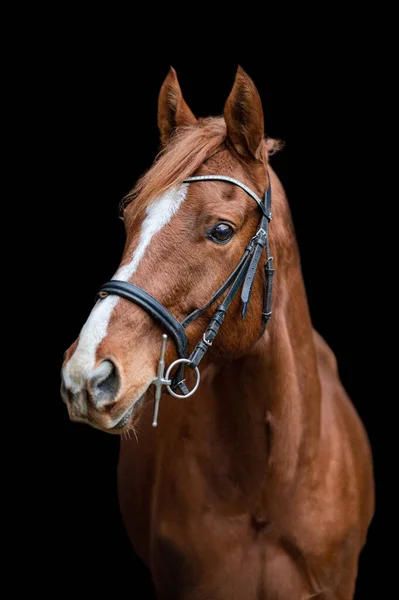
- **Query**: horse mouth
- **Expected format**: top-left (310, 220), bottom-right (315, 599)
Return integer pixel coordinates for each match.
top-left (111, 391), bottom-right (147, 432)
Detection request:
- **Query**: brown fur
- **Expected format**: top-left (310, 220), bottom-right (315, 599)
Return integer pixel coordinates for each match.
top-left (122, 118), bottom-right (281, 220)
top-left (62, 67), bottom-right (374, 599)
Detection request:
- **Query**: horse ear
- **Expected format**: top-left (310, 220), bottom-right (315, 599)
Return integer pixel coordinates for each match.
top-left (224, 66), bottom-right (264, 161)
top-left (157, 67), bottom-right (197, 146)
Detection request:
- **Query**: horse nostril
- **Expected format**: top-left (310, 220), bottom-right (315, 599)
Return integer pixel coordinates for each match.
top-left (89, 360), bottom-right (120, 406)
top-left (60, 380), bottom-right (72, 404)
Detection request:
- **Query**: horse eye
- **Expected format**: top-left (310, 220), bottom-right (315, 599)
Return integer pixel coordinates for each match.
top-left (208, 223), bottom-right (235, 244)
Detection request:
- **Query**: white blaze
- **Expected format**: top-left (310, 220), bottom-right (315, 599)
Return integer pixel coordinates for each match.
top-left (63, 184), bottom-right (189, 391)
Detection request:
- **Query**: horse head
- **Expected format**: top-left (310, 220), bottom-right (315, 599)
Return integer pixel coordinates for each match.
top-left (61, 66), bottom-right (282, 433)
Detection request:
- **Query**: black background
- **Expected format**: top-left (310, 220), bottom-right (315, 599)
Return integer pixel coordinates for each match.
top-left (18, 24), bottom-right (387, 597)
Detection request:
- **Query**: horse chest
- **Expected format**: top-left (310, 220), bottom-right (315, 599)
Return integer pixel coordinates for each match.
top-left (152, 518), bottom-right (323, 600)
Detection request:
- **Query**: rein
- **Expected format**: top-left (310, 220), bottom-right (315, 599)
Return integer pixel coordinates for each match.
top-left (97, 173), bottom-right (274, 426)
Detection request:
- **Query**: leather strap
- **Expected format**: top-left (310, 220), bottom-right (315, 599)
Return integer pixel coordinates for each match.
top-left (261, 184), bottom-right (274, 332)
top-left (263, 256), bottom-right (274, 329)
top-left (98, 281), bottom-right (188, 359)
top-left (184, 175), bottom-right (270, 218)
top-left (181, 241), bottom-right (254, 328)
top-left (241, 225), bottom-right (267, 318)
top-left (188, 248), bottom-right (254, 368)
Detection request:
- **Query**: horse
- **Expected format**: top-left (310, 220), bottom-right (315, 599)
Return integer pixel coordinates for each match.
top-left (60, 66), bottom-right (375, 599)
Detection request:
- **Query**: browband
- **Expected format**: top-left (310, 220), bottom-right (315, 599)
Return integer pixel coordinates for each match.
top-left (183, 175), bottom-right (272, 219)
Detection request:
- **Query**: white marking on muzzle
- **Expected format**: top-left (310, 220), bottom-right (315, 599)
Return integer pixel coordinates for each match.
top-left (63, 184), bottom-right (189, 392)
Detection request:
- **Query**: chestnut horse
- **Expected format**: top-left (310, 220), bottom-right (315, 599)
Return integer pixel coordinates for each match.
top-left (61, 67), bottom-right (374, 599)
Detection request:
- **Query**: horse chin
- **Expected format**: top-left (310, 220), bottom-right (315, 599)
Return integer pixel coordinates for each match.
top-left (103, 373), bottom-right (157, 434)
top-left (110, 391), bottom-right (148, 434)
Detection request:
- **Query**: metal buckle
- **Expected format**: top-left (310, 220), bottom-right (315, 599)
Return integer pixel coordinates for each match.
top-left (152, 334), bottom-right (200, 427)
top-left (256, 227), bottom-right (267, 239)
top-left (202, 333), bottom-right (212, 347)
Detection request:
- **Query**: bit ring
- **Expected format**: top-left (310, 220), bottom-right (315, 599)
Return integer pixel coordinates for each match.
top-left (165, 359), bottom-right (200, 399)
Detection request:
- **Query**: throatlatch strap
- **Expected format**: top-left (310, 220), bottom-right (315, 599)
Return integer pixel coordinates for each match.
top-left (261, 184), bottom-right (274, 331)
top-left (262, 231), bottom-right (274, 330)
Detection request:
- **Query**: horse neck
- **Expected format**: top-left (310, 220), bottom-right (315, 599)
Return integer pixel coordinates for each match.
top-left (205, 185), bottom-right (321, 506)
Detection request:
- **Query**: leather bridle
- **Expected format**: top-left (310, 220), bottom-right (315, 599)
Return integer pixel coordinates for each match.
top-left (97, 173), bottom-right (274, 426)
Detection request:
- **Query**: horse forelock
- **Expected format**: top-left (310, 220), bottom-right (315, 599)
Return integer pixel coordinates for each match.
top-left (121, 117), bottom-right (283, 221)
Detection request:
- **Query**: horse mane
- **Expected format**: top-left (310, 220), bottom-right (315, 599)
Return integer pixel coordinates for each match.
top-left (121, 116), bottom-right (283, 217)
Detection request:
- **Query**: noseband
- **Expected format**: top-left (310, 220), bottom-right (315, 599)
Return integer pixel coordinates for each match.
top-left (97, 174), bottom-right (274, 426)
